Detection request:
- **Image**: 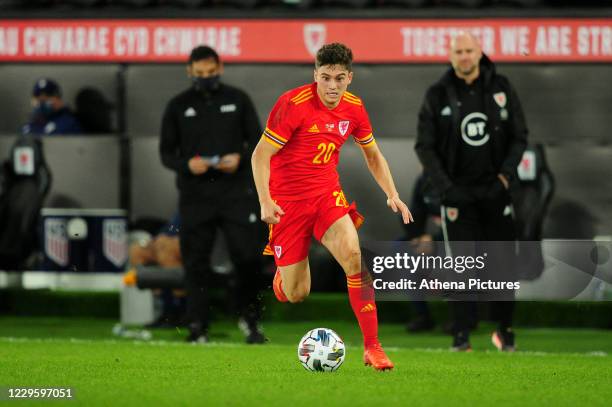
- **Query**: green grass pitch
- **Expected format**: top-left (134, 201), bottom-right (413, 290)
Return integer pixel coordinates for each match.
top-left (0, 317), bottom-right (610, 406)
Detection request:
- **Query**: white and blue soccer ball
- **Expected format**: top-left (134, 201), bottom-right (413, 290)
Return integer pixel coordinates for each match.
top-left (297, 328), bottom-right (345, 372)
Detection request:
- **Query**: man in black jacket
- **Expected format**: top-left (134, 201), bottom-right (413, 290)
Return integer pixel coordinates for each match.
top-left (415, 32), bottom-right (527, 351)
top-left (160, 46), bottom-right (266, 344)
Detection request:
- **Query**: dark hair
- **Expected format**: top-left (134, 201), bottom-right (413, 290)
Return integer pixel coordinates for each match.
top-left (188, 46), bottom-right (220, 65)
top-left (315, 43), bottom-right (353, 71)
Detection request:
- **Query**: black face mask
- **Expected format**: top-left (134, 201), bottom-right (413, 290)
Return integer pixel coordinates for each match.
top-left (192, 75), bottom-right (220, 93)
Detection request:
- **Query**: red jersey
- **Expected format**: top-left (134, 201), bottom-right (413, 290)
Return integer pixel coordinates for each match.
top-left (263, 83), bottom-right (376, 201)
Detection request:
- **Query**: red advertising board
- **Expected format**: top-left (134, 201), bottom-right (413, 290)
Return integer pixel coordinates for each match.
top-left (0, 19), bottom-right (610, 63)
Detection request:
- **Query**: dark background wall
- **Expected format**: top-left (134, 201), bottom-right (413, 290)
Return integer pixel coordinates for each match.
top-left (1, 63), bottom-right (611, 143)
top-left (1, 135), bottom-right (611, 239)
top-left (1, 62), bottom-right (611, 238)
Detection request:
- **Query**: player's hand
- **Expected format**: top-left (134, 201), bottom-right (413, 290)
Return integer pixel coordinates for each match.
top-left (387, 195), bottom-right (414, 224)
top-left (260, 199), bottom-right (285, 224)
top-left (216, 153), bottom-right (241, 174)
top-left (188, 156), bottom-right (210, 175)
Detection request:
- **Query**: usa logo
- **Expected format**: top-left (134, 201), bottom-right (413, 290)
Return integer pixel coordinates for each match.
top-left (103, 219), bottom-right (128, 268)
top-left (45, 218), bottom-right (68, 267)
top-left (274, 245), bottom-right (282, 258)
top-left (339, 121), bottom-right (350, 137)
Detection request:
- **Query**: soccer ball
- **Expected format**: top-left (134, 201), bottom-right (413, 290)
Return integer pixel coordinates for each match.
top-left (297, 328), bottom-right (345, 372)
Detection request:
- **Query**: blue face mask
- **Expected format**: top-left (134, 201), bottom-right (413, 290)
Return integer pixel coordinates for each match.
top-left (34, 100), bottom-right (55, 118)
top-left (192, 75), bottom-right (220, 93)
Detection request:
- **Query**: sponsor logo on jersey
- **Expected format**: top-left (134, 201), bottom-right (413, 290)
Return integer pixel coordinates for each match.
top-left (220, 104), bottom-right (236, 113)
top-left (184, 107), bottom-right (196, 117)
top-left (274, 245), bottom-right (282, 258)
top-left (460, 112), bottom-right (489, 146)
top-left (441, 106), bottom-right (452, 116)
top-left (308, 124), bottom-right (319, 133)
top-left (360, 303), bottom-right (376, 313)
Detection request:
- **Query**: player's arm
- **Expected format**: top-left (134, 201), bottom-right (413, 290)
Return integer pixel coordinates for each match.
top-left (360, 142), bottom-right (413, 224)
top-left (251, 138), bottom-right (285, 224)
top-left (159, 102), bottom-right (189, 174)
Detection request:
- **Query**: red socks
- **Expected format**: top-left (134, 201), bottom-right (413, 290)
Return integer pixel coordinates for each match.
top-left (346, 272), bottom-right (379, 348)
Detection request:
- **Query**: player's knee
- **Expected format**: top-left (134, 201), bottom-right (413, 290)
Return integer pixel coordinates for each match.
top-left (344, 246), bottom-right (361, 266)
top-left (285, 286), bottom-right (309, 303)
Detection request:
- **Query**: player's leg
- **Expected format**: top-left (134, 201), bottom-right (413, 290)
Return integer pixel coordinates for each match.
top-left (179, 212), bottom-right (217, 343)
top-left (278, 258), bottom-right (311, 303)
top-left (152, 235), bottom-right (182, 268)
top-left (441, 204), bottom-right (481, 351)
top-left (129, 240), bottom-right (155, 266)
top-left (220, 195), bottom-right (271, 343)
top-left (483, 197), bottom-right (517, 351)
top-left (264, 198), bottom-right (315, 303)
top-left (320, 214), bottom-right (393, 370)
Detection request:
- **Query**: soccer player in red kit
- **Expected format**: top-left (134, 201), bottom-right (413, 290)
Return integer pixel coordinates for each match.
top-left (251, 43), bottom-right (413, 371)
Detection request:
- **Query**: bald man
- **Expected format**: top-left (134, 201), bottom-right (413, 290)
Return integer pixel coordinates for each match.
top-left (415, 32), bottom-right (528, 351)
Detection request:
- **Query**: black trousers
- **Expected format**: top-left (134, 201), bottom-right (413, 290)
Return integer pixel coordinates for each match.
top-left (179, 193), bottom-right (266, 332)
top-left (440, 193), bottom-right (517, 335)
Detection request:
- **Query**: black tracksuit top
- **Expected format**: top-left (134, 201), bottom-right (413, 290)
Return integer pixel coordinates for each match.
top-left (159, 83), bottom-right (262, 200)
top-left (415, 54), bottom-right (528, 198)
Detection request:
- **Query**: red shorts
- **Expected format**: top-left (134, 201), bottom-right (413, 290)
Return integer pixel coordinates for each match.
top-left (263, 188), bottom-right (364, 267)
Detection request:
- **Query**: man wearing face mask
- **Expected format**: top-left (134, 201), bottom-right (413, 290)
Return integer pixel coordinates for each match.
top-left (22, 78), bottom-right (82, 136)
top-left (159, 45), bottom-right (266, 344)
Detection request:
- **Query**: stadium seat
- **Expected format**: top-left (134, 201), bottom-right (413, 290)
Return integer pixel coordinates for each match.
top-left (0, 0), bottom-right (26, 8)
top-left (378, 0), bottom-right (430, 7)
top-left (64, 0), bottom-right (107, 6)
top-left (266, 0), bottom-right (316, 8)
top-left (431, 0), bottom-right (487, 7)
top-left (489, 0), bottom-right (543, 7)
top-left (320, 0), bottom-right (373, 7)
top-left (209, 0), bottom-right (261, 7)
top-left (161, 0), bottom-right (206, 6)
top-left (110, 0), bottom-right (157, 6)
top-left (0, 136), bottom-right (52, 270)
top-left (512, 144), bottom-right (555, 280)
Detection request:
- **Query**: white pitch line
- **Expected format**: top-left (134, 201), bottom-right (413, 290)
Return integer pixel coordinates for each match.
top-left (0, 337), bottom-right (608, 357)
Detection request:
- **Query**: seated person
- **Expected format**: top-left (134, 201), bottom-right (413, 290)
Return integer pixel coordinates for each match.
top-left (130, 213), bottom-right (181, 269)
top-left (22, 78), bottom-right (82, 135)
top-left (127, 213), bottom-right (185, 327)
